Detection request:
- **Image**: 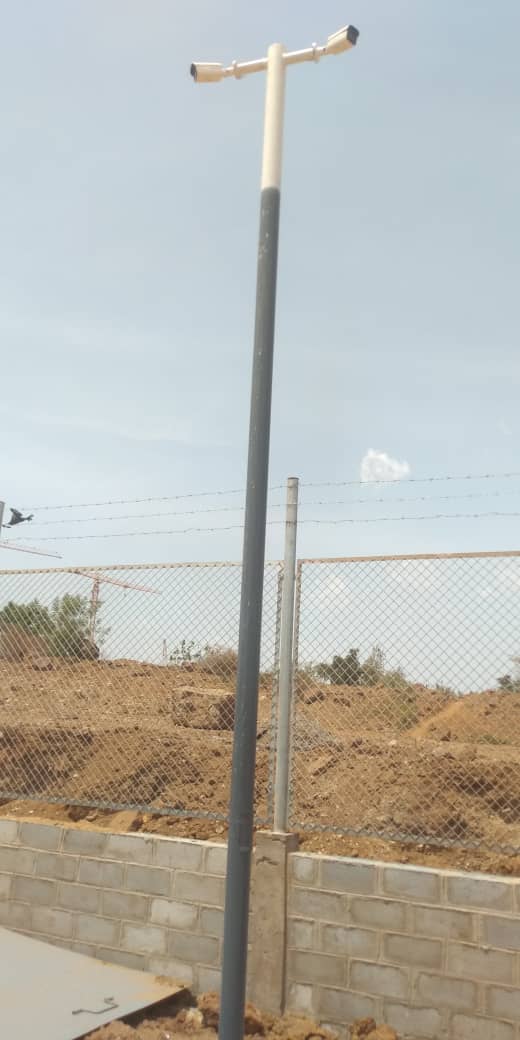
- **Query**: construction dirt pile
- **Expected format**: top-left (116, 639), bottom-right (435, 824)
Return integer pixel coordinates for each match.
top-left (1, 658), bottom-right (520, 874)
top-left (84, 991), bottom-right (398, 1040)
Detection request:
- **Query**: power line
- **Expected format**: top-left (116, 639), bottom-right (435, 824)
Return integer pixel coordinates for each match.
top-left (20, 470), bottom-right (520, 513)
top-left (7, 510), bottom-right (520, 542)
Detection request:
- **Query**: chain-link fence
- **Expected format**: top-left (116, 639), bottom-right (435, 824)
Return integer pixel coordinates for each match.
top-left (3, 551), bottom-right (520, 854)
top-left (0, 562), bottom-right (282, 822)
top-left (290, 552), bottom-right (520, 853)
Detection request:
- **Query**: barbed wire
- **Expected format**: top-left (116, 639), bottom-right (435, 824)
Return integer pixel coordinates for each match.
top-left (6, 509), bottom-right (520, 542)
top-left (301, 470), bottom-right (520, 489)
top-left (19, 470), bottom-right (520, 513)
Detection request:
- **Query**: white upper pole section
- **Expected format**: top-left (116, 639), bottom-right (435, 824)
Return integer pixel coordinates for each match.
top-left (261, 43), bottom-right (286, 191)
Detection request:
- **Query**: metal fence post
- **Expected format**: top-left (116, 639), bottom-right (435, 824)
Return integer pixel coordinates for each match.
top-left (274, 477), bottom-right (299, 832)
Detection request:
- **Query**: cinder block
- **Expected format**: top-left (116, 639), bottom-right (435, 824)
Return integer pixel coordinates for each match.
top-left (35, 852), bottom-right (78, 883)
top-left (197, 966), bottom-right (221, 992)
top-left (350, 896), bottom-right (407, 931)
top-left (0, 874), bottom-right (11, 900)
top-left (70, 941), bottom-right (95, 957)
top-left (288, 919), bottom-right (317, 951)
top-left (447, 941), bottom-right (514, 983)
top-left (415, 972), bottom-right (477, 1011)
top-left (12, 876), bottom-right (56, 906)
top-left (78, 858), bottom-right (125, 889)
top-left (148, 955), bottom-right (194, 986)
top-left (320, 858), bottom-right (376, 895)
top-left (31, 907), bottom-right (73, 939)
top-left (126, 864), bottom-right (170, 897)
top-left (62, 829), bottom-right (106, 856)
top-left (320, 924), bottom-right (378, 960)
top-left (0, 901), bottom-right (32, 929)
top-left (105, 833), bottom-right (155, 865)
top-left (382, 866), bottom-right (441, 904)
top-left (204, 844), bottom-right (227, 876)
top-left (48, 938), bottom-right (73, 952)
top-left (451, 1013), bottom-right (515, 1040)
top-left (318, 987), bottom-right (381, 1023)
top-left (96, 947), bottom-right (147, 971)
top-left (103, 890), bottom-right (149, 922)
top-left (289, 887), bottom-right (346, 923)
top-left (20, 822), bottom-right (62, 851)
top-left (287, 950), bottom-right (344, 987)
top-left (290, 855), bottom-right (319, 885)
top-left (350, 961), bottom-right (408, 1000)
top-left (75, 914), bottom-right (120, 947)
top-left (155, 838), bottom-right (203, 871)
top-left (486, 986), bottom-right (520, 1021)
top-left (150, 898), bottom-right (198, 930)
top-left (168, 930), bottom-right (220, 966)
top-left (384, 1001), bottom-right (443, 1040)
top-left (446, 876), bottom-right (514, 913)
top-left (0, 845), bottom-right (36, 875)
top-left (412, 904), bottom-right (475, 941)
top-left (0, 820), bottom-right (19, 845)
top-left (482, 915), bottom-right (520, 952)
top-left (286, 982), bottom-right (316, 1017)
top-left (121, 922), bottom-right (168, 955)
top-left (383, 933), bottom-right (443, 969)
top-left (200, 908), bottom-right (224, 939)
top-left (57, 882), bottom-right (101, 914)
top-left (174, 871), bottom-right (224, 908)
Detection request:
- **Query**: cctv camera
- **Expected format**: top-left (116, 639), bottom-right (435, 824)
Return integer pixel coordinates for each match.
top-left (326, 25), bottom-right (359, 56)
top-left (190, 62), bottom-right (226, 84)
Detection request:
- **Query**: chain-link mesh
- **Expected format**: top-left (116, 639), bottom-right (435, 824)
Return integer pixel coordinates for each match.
top-left (0, 562), bottom-right (282, 821)
top-left (290, 552), bottom-right (520, 853)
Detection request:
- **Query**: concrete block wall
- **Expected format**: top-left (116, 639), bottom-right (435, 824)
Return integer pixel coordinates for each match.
top-left (1, 818), bottom-right (519, 1039)
top-left (286, 852), bottom-right (520, 1040)
top-left (0, 819), bottom-right (225, 992)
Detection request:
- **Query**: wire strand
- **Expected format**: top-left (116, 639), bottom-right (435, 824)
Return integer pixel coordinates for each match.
top-left (19, 470), bottom-right (520, 512)
top-left (7, 510), bottom-right (520, 542)
top-left (19, 487), bottom-right (520, 527)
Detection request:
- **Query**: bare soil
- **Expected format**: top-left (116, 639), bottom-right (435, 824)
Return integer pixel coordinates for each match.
top-left (83, 991), bottom-right (397, 1040)
top-left (1, 659), bottom-right (520, 875)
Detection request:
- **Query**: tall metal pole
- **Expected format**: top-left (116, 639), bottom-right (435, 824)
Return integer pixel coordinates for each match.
top-left (273, 476), bottom-right (299, 833)
top-left (219, 42), bottom-right (286, 1040)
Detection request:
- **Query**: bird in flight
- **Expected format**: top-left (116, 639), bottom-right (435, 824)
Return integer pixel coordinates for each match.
top-left (5, 508), bottom-right (34, 527)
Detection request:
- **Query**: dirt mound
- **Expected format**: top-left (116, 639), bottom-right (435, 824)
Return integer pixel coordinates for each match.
top-left (85, 991), bottom-right (395, 1040)
top-left (2, 658), bottom-right (520, 872)
top-left (410, 689), bottom-right (520, 747)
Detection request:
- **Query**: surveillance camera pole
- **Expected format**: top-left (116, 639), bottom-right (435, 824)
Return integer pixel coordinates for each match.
top-left (191, 26), bottom-right (359, 1040)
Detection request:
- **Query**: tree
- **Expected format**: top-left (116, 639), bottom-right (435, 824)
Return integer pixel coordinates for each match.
top-left (498, 674), bottom-right (517, 692)
top-left (0, 594), bottom-right (100, 660)
top-left (48, 594), bottom-right (99, 659)
top-left (362, 644), bottom-right (385, 686)
top-left (0, 599), bottom-right (52, 639)
top-left (317, 648), bottom-right (362, 685)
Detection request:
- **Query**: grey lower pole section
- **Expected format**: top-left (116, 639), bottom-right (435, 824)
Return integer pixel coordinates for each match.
top-left (273, 477), bottom-right (299, 833)
top-left (219, 184), bottom-right (282, 1040)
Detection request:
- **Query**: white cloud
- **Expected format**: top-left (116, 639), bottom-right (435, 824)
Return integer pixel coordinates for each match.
top-left (360, 449), bottom-right (411, 484)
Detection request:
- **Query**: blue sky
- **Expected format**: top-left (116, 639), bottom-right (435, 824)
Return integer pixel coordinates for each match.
top-left (1, 0), bottom-right (519, 568)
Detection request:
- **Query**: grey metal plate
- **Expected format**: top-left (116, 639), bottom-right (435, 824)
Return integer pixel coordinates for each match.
top-left (0, 927), bottom-right (185, 1040)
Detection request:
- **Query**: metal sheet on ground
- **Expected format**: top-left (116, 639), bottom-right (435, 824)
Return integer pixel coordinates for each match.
top-left (0, 927), bottom-right (185, 1040)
